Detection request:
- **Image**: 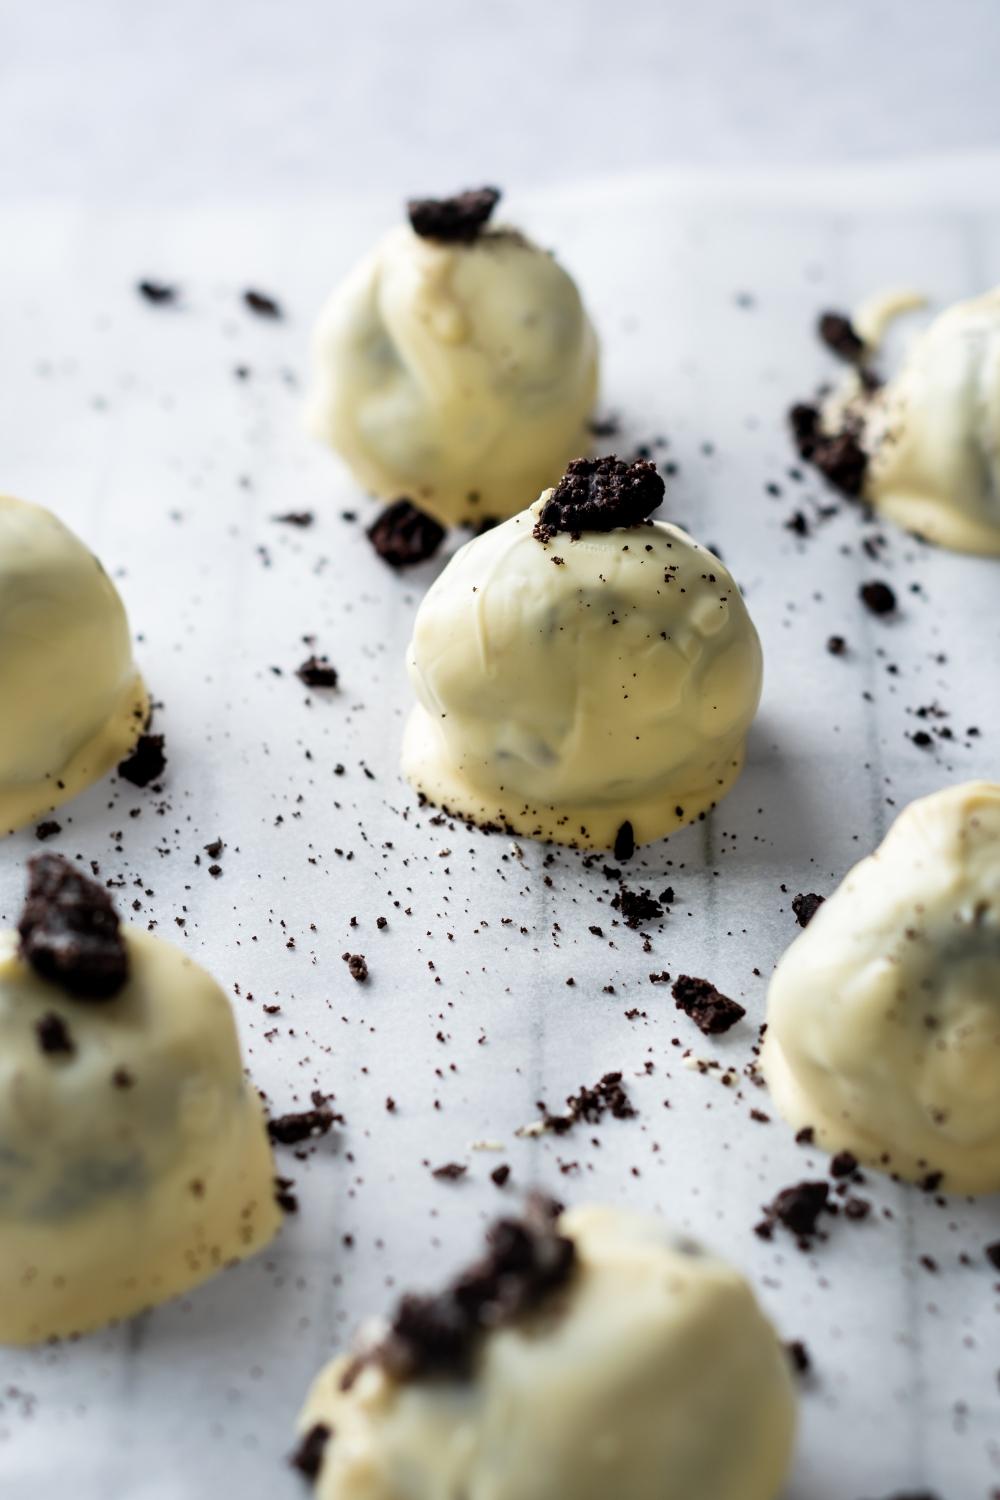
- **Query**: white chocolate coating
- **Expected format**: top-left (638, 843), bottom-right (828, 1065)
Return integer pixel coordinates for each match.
top-left (763, 782), bottom-right (1000, 1193)
top-left (861, 288), bottom-right (1000, 555)
top-left (402, 498), bottom-right (763, 849)
top-left (307, 223), bottom-right (599, 526)
top-left (298, 1205), bottom-right (796, 1500)
top-left (0, 927), bottom-right (282, 1343)
top-left (0, 495), bottom-right (148, 835)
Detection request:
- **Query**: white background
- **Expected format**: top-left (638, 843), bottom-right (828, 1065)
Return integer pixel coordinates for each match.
top-left (1, 6), bottom-right (999, 1500)
top-left (3, 0), bottom-right (1000, 200)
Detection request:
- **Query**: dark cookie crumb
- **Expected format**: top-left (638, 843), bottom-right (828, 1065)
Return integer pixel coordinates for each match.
top-left (829, 1150), bottom-right (859, 1179)
top-left (137, 280), bottom-right (178, 305)
top-left (859, 580), bottom-right (897, 616)
top-left (297, 656), bottom-right (339, 689)
top-left (342, 952), bottom-right (368, 982)
top-left (36, 1011), bottom-right (75, 1056)
top-left (274, 511), bottom-right (314, 527)
top-left (756, 1180), bottom-right (830, 1247)
top-left (407, 187), bottom-right (501, 243)
top-left (118, 733), bottom-right (167, 788)
top-left (268, 1105), bottom-right (340, 1146)
top-left (538, 1071), bottom-right (636, 1134)
top-left (491, 1164), bottom-right (511, 1187)
top-left (431, 1162), bottom-right (467, 1181)
top-left (612, 886), bottom-right (663, 929)
top-left (536, 456), bottom-right (664, 537)
top-left (18, 855), bottom-right (128, 999)
top-left (985, 1241), bottom-right (1000, 1271)
top-left (785, 1339), bottom-right (812, 1376)
top-left (671, 974), bottom-right (745, 1035)
top-left (363, 1196), bottom-right (573, 1384)
top-left (826, 634), bottom-right (847, 656)
top-left (274, 1176), bottom-right (299, 1213)
top-left (789, 403), bottom-right (867, 497)
top-left (243, 288), bottom-right (283, 318)
top-left (817, 310), bottom-right (865, 363)
top-left (612, 821), bottom-right (635, 862)
top-left (792, 892), bottom-right (825, 928)
top-left (289, 1422), bottom-right (331, 1480)
top-left (565, 1072), bottom-right (634, 1124)
top-left (35, 820), bottom-right (62, 841)
top-left (367, 499), bottom-right (445, 568)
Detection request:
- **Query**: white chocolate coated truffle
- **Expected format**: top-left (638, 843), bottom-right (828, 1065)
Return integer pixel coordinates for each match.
top-left (0, 927), bottom-right (282, 1343)
top-left (402, 497), bottom-right (763, 849)
top-left (297, 1205), bottom-right (796, 1500)
top-left (763, 782), bottom-right (1000, 1192)
top-left (306, 219), bottom-right (599, 526)
top-left (0, 495), bottom-right (147, 835)
top-left (863, 288), bottom-right (1000, 555)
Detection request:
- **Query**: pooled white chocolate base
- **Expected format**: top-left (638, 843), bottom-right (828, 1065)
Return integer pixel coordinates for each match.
top-left (298, 1205), bottom-right (796, 1500)
top-left (0, 928), bottom-right (282, 1344)
top-left (402, 703), bottom-right (750, 850)
top-left (0, 495), bottom-right (148, 836)
top-left (403, 498), bottom-right (763, 849)
top-left (307, 224), bottom-right (599, 527)
top-left (763, 781), bottom-right (1000, 1193)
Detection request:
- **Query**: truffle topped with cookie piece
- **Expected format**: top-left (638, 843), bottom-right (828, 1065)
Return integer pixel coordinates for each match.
top-left (306, 188), bottom-right (599, 527)
top-left (402, 457), bottom-right (763, 850)
top-left (295, 1200), bottom-right (796, 1500)
top-left (0, 855), bottom-right (282, 1345)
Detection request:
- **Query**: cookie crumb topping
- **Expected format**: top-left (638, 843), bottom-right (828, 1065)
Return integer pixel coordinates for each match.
top-left (18, 854), bottom-right (128, 999)
top-left (407, 188), bottom-right (501, 244)
top-left (535, 456), bottom-right (665, 538)
top-left (353, 1195), bottom-right (574, 1385)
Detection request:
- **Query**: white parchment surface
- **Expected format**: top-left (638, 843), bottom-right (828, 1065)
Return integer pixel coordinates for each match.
top-left (0, 160), bottom-right (998, 1498)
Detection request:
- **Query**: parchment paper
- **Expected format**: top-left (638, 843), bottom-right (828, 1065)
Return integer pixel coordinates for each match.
top-left (0, 159), bottom-right (998, 1499)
